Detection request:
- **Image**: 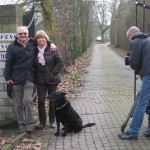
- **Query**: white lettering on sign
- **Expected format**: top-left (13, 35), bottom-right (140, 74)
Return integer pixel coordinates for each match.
top-left (0, 33), bottom-right (16, 60)
top-left (0, 33), bottom-right (16, 41)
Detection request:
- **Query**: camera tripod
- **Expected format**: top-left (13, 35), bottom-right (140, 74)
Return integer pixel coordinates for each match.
top-left (120, 71), bottom-right (150, 133)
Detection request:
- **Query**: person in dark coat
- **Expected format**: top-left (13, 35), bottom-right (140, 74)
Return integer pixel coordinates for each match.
top-left (118, 26), bottom-right (150, 140)
top-left (34, 30), bottom-right (64, 129)
top-left (5, 26), bottom-right (35, 133)
top-left (4, 26), bottom-right (56, 133)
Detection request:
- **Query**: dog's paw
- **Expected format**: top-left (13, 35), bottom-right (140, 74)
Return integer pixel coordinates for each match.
top-left (54, 132), bottom-right (59, 136)
top-left (62, 133), bottom-right (66, 137)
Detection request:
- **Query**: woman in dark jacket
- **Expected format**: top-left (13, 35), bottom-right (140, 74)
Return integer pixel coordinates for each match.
top-left (34, 30), bottom-right (64, 129)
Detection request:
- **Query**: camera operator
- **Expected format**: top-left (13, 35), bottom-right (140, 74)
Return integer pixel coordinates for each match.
top-left (118, 26), bottom-right (150, 140)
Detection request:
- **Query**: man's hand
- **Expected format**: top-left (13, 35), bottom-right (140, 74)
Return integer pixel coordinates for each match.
top-left (50, 43), bottom-right (57, 51)
top-left (6, 80), bottom-right (13, 84)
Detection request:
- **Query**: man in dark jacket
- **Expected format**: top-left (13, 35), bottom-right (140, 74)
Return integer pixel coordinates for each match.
top-left (5, 26), bottom-right (56, 133)
top-left (118, 26), bottom-right (150, 140)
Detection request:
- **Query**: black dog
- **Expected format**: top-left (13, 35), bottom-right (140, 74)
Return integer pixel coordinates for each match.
top-left (48, 91), bottom-right (95, 136)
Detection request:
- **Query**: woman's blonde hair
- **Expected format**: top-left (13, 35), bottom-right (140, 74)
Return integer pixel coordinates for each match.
top-left (34, 30), bottom-right (49, 41)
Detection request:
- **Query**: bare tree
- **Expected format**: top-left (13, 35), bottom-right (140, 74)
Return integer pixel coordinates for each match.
top-left (0, 0), bottom-right (95, 65)
top-left (91, 0), bottom-right (112, 42)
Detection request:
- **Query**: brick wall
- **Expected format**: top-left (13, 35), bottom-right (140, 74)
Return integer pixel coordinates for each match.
top-left (0, 5), bottom-right (22, 127)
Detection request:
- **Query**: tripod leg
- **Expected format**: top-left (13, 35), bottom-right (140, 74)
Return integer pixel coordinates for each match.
top-left (120, 72), bottom-right (138, 133)
top-left (121, 94), bottom-right (139, 133)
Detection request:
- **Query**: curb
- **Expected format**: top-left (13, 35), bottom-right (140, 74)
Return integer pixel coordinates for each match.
top-left (3, 132), bottom-right (27, 150)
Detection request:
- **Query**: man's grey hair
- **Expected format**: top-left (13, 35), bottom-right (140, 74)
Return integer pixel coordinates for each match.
top-left (127, 26), bottom-right (140, 36)
top-left (16, 26), bottom-right (29, 33)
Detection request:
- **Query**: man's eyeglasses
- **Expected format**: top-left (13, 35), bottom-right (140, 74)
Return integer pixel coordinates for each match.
top-left (18, 32), bottom-right (28, 35)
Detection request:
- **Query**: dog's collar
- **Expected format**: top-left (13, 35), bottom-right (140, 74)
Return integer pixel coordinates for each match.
top-left (56, 102), bottom-right (68, 110)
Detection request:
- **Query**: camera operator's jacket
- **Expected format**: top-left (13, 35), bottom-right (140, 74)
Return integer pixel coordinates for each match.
top-left (129, 32), bottom-right (150, 78)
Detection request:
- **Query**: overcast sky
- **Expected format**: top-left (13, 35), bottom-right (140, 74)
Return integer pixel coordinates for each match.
top-left (0, 0), bottom-right (23, 5)
top-left (0, 0), bottom-right (113, 5)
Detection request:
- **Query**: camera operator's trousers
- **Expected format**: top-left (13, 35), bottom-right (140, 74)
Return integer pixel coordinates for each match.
top-left (129, 74), bottom-right (150, 136)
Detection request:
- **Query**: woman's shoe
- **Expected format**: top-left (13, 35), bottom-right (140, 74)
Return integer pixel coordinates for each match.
top-left (35, 123), bottom-right (45, 130)
top-left (50, 122), bottom-right (55, 128)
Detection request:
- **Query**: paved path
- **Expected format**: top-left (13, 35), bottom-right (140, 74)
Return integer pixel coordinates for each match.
top-left (34, 43), bottom-right (150, 150)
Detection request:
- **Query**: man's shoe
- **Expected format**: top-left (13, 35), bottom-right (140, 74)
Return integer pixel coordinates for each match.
top-left (18, 126), bottom-right (26, 133)
top-left (143, 131), bottom-right (150, 138)
top-left (35, 123), bottom-right (45, 130)
top-left (118, 131), bottom-right (138, 140)
top-left (26, 124), bottom-right (35, 132)
top-left (18, 124), bottom-right (26, 133)
top-left (50, 122), bottom-right (55, 128)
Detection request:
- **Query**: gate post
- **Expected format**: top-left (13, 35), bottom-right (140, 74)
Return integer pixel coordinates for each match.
top-left (0, 5), bottom-right (23, 127)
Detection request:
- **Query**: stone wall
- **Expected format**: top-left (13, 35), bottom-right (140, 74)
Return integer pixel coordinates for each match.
top-left (0, 5), bottom-right (23, 127)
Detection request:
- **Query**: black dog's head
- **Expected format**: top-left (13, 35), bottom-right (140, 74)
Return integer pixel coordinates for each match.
top-left (48, 91), bottom-right (67, 107)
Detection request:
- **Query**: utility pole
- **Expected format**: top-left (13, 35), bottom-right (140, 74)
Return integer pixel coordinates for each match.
top-left (143, 0), bottom-right (145, 32)
top-left (135, 0), bottom-right (138, 26)
top-left (72, 0), bottom-right (75, 65)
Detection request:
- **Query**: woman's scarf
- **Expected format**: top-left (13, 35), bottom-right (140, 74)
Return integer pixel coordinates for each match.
top-left (37, 43), bottom-right (47, 65)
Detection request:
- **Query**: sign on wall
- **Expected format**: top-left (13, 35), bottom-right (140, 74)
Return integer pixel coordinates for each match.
top-left (0, 33), bottom-right (16, 60)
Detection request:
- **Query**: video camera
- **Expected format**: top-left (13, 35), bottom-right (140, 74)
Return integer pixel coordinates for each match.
top-left (125, 52), bottom-right (140, 75)
top-left (125, 52), bottom-right (130, 65)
